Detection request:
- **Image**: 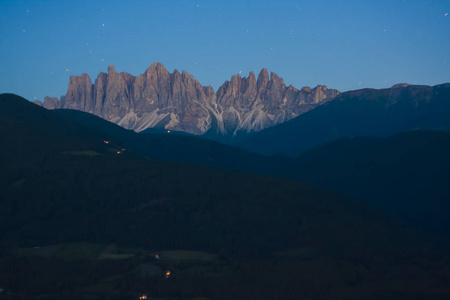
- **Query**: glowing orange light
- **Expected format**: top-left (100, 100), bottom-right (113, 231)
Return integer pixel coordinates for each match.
top-left (167, 130), bottom-right (171, 133)
top-left (166, 271), bottom-right (171, 276)
top-left (117, 151), bottom-right (121, 154)
top-left (139, 295), bottom-right (147, 300)
top-left (104, 140), bottom-right (109, 144)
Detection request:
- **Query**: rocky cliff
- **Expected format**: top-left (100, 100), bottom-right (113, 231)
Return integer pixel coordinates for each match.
top-left (40, 62), bottom-right (339, 135)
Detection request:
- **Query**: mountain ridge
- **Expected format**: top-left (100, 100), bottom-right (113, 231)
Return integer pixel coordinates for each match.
top-left (35, 62), bottom-right (339, 135)
top-left (235, 82), bottom-right (450, 156)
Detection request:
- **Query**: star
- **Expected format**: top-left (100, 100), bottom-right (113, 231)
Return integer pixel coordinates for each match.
top-left (445, 13), bottom-right (448, 16)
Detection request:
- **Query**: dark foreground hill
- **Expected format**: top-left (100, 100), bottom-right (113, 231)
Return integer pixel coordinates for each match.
top-left (280, 130), bottom-right (450, 236)
top-left (2, 94), bottom-right (450, 299)
top-left (50, 104), bottom-right (450, 238)
top-left (236, 83), bottom-right (450, 156)
top-left (51, 108), bottom-right (283, 175)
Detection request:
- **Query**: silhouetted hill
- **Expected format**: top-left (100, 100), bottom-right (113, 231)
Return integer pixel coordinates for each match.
top-left (0, 94), bottom-right (110, 158)
top-left (24, 96), bottom-right (450, 238)
top-left (236, 83), bottom-right (450, 156)
top-left (2, 93), bottom-right (450, 299)
top-left (53, 108), bottom-right (284, 174)
top-left (26, 99), bottom-right (450, 237)
top-left (281, 130), bottom-right (450, 235)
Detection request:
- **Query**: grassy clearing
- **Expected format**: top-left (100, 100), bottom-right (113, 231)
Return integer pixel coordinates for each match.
top-left (10, 178), bottom-right (26, 188)
top-left (15, 242), bottom-right (142, 261)
top-left (66, 150), bottom-right (101, 156)
top-left (15, 245), bottom-right (60, 258)
top-left (53, 242), bottom-right (106, 260)
top-left (75, 282), bottom-right (116, 294)
top-left (274, 247), bottom-right (320, 261)
top-left (98, 274), bottom-right (124, 284)
top-left (158, 250), bottom-right (216, 264)
top-left (98, 243), bottom-right (136, 260)
top-left (100, 253), bottom-right (135, 259)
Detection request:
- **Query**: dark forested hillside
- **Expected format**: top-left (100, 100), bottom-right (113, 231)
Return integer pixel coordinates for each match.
top-left (50, 102), bottom-right (450, 237)
top-left (279, 130), bottom-right (450, 235)
top-left (51, 108), bottom-right (286, 175)
top-left (2, 94), bottom-right (450, 299)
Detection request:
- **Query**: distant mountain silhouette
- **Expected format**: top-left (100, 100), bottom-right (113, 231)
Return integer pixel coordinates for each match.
top-left (236, 83), bottom-right (450, 156)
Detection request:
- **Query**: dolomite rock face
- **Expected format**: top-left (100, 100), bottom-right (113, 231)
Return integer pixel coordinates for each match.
top-left (214, 68), bottom-right (339, 134)
top-left (40, 62), bottom-right (339, 135)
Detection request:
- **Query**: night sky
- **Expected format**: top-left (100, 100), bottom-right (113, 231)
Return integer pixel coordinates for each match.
top-left (1, 0), bottom-right (449, 102)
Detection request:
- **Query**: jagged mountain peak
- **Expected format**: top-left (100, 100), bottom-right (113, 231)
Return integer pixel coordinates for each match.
top-left (181, 69), bottom-right (195, 79)
top-left (248, 71), bottom-right (256, 83)
top-left (41, 63), bottom-right (339, 135)
top-left (107, 64), bottom-right (116, 74)
top-left (147, 61), bottom-right (167, 71)
top-left (144, 62), bottom-right (169, 77)
top-left (258, 68), bottom-right (269, 78)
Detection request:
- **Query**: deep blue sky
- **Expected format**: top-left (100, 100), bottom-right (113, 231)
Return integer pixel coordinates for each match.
top-left (1, 0), bottom-right (449, 102)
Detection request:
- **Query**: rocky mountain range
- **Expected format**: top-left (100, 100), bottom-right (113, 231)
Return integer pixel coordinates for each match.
top-left (236, 82), bottom-right (450, 156)
top-left (35, 62), bottom-right (339, 135)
